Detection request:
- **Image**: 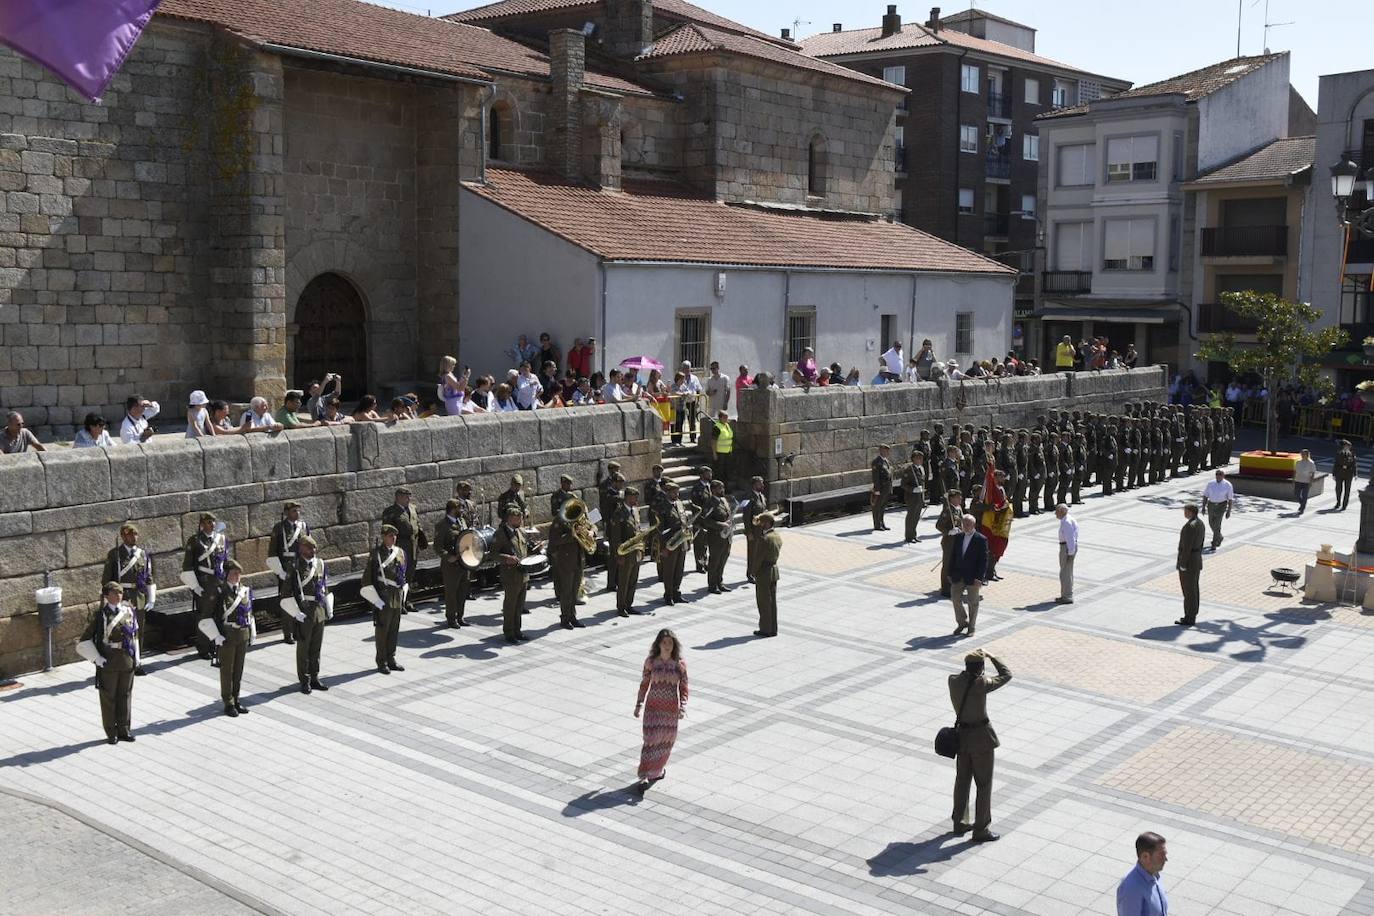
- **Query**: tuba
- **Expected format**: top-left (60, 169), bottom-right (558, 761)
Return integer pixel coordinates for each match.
top-left (559, 497), bottom-right (598, 555)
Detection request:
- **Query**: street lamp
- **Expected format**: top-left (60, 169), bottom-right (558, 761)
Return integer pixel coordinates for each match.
top-left (1331, 156), bottom-right (1359, 202)
top-left (1332, 157), bottom-right (1374, 237)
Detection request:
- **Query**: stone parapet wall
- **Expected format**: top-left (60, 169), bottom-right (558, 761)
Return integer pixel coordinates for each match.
top-left (0, 404), bottom-right (662, 676)
top-left (733, 367), bottom-right (1168, 495)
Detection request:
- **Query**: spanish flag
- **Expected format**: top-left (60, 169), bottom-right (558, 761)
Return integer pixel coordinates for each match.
top-left (978, 460), bottom-right (1013, 561)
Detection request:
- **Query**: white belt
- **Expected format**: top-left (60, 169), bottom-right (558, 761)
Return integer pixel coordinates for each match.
top-left (197, 566), bottom-right (215, 577)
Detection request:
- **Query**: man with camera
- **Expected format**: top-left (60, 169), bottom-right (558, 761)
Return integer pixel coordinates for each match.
top-left (947, 649), bottom-right (1012, 843)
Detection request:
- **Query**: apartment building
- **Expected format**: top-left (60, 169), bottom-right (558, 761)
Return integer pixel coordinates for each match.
top-left (803, 6), bottom-right (1130, 325)
top-left (1034, 52), bottom-right (1315, 370)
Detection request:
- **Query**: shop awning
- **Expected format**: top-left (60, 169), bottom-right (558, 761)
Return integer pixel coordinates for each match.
top-left (1034, 301), bottom-right (1181, 325)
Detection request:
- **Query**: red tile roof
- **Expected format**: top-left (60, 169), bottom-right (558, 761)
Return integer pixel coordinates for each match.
top-left (640, 23), bottom-right (902, 91)
top-left (444, 0), bottom-right (790, 48)
top-left (800, 22), bottom-right (1124, 84)
top-left (158, 0), bottom-right (657, 95)
top-left (1039, 53), bottom-right (1282, 120)
top-left (1191, 136), bottom-right (1315, 185)
top-left (466, 168), bottom-right (1015, 275)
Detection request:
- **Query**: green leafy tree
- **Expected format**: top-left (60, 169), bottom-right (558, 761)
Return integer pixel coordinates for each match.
top-left (1197, 291), bottom-right (1348, 451)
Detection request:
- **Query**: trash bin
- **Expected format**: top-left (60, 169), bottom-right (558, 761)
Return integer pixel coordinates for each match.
top-left (36, 586), bottom-right (63, 629)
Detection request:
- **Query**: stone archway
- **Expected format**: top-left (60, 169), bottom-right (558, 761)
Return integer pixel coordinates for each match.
top-left (292, 273), bottom-right (368, 400)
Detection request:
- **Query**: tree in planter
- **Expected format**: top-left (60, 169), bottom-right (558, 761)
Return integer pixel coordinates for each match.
top-left (1196, 291), bottom-right (1347, 452)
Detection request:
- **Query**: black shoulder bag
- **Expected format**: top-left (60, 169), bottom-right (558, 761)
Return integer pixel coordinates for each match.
top-left (935, 677), bottom-right (975, 759)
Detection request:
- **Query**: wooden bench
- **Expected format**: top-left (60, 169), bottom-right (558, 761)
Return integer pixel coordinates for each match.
top-left (785, 485), bottom-right (919, 527)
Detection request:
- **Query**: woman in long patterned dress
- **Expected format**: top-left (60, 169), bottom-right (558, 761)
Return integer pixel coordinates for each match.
top-left (635, 628), bottom-right (688, 792)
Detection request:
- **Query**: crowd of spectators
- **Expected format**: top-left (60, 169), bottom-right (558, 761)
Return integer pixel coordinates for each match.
top-left (781, 339), bottom-right (1046, 392)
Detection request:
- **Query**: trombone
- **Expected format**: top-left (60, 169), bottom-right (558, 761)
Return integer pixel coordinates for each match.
top-left (558, 497), bottom-right (599, 556)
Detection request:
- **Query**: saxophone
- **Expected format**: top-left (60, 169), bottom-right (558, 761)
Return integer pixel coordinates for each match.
top-left (665, 504), bottom-right (699, 552)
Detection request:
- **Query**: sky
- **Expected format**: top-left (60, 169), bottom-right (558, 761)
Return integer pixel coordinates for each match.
top-left (375, 0), bottom-right (1367, 107)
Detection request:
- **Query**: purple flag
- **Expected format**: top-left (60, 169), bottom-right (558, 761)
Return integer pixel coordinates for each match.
top-left (0, 0), bottom-right (162, 103)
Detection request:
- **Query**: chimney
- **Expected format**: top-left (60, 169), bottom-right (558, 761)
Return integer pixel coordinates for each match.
top-left (780, 27), bottom-right (791, 40)
top-left (549, 29), bottom-right (586, 180)
top-left (881, 4), bottom-right (902, 38)
top-left (833, 22), bottom-right (843, 31)
top-left (926, 6), bottom-right (940, 31)
top-left (603, 0), bottom-right (653, 59)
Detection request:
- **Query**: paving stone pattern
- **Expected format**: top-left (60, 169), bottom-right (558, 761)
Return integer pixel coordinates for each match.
top-left (2, 458), bottom-right (1373, 915)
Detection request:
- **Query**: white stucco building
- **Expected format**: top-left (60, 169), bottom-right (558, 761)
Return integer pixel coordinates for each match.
top-left (459, 168), bottom-right (1015, 380)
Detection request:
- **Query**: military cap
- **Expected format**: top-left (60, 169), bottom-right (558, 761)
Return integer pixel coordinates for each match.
top-left (446, 498), bottom-right (461, 512)
top-left (456, 480), bottom-right (473, 492)
top-left (607, 461), bottom-right (622, 471)
top-left (623, 486), bottom-right (640, 497)
top-left (380, 524), bottom-right (398, 536)
top-left (119, 522), bottom-right (139, 535)
top-left (224, 559), bottom-right (243, 573)
top-left (559, 473), bottom-right (573, 485)
top-left (611, 472), bottom-right (626, 484)
top-left (503, 505), bottom-right (524, 518)
top-left (102, 580), bottom-right (124, 595)
top-left (753, 510), bottom-right (778, 527)
top-left (298, 535), bottom-right (317, 549)
top-left (199, 512), bottom-right (217, 524)
top-left (510, 474), bottom-right (524, 486)
top-left (664, 479), bottom-right (680, 490)
top-left (964, 651), bottom-right (985, 666)
top-left (697, 465), bottom-right (712, 474)
top-left (283, 500), bottom-right (301, 511)
top-left (396, 486), bottom-right (413, 496)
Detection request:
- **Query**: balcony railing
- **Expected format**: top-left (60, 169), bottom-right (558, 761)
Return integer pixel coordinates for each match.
top-left (1041, 270), bottom-right (1092, 294)
top-left (894, 145), bottom-right (906, 172)
top-left (984, 213), bottom-right (1009, 237)
top-left (985, 156), bottom-right (1011, 179)
top-left (1200, 225), bottom-right (1288, 257)
top-left (1198, 302), bottom-right (1260, 334)
top-left (986, 90), bottom-right (1011, 118)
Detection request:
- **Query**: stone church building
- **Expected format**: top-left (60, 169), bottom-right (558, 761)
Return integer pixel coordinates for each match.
top-left (0, 0), bottom-right (1012, 437)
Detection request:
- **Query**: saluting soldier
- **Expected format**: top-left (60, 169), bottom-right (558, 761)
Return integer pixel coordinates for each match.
top-left (381, 487), bottom-right (422, 614)
top-left (102, 523), bottom-right (153, 676)
top-left (703, 479), bottom-right (734, 594)
top-left (741, 476), bottom-right (768, 584)
top-left (548, 492), bottom-right (587, 630)
top-left (655, 480), bottom-right (689, 605)
top-left (203, 560), bottom-right (254, 717)
top-left (435, 493), bottom-right (472, 628)
top-left (181, 512), bottom-right (228, 663)
top-left (600, 464), bottom-right (624, 591)
top-left (935, 490), bottom-right (965, 598)
top-left (688, 466), bottom-right (714, 574)
top-left (902, 452), bottom-right (928, 543)
top-left (492, 507), bottom-right (532, 643)
top-left (871, 444), bottom-right (894, 532)
top-left (1027, 434), bottom-right (1046, 515)
top-left (269, 501), bottom-right (308, 645)
top-left (89, 581), bottom-right (138, 743)
top-left (753, 511), bottom-right (782, 638)
top-left (287, 535), bottom-right (331, 694)
top-left (364, 525), bottom-right (408, 673)
top-left (614, 487), bottom-right (648, 616)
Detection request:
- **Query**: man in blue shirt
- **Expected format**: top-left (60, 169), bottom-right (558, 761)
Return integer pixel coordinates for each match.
top-left (1117, 831), bottom-right (1169, 916)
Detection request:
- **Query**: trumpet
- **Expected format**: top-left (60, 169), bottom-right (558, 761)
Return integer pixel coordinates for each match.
top-left (558, 497), bottom-right (598, 555)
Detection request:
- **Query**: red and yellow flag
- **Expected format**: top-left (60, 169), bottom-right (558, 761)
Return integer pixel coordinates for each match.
top-left (978, 460), bottom-right (1013, 561)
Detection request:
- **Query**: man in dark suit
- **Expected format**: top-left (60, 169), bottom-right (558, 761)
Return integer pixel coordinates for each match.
top-left (949, 514), bottom-right (989, 636)
top-left (1176, 503), bottom-right (1206, 626)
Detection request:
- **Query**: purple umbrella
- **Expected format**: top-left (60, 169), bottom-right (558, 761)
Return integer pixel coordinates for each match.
top-left (619, 356), bottom-right (665, 372)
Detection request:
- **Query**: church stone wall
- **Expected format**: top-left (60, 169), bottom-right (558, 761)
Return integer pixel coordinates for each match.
top-left (0, 404), bottom-right (663, 677)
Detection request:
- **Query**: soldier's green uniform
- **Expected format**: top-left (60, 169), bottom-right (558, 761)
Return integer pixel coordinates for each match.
top-left (655, 489), bottom-right (689, 604)
top-left (203, 566), bottom-right (254, 714)
top-left (496, 480), bottom-right (528, 530)
top-left (1042, 435), bottom-right (1059, 513)
top-left (269, 504), bottom-right (308, 644)
top-left (1334, 441), bottom-right (1358, 510)
top-left (287, 543), bottom-right (330, 692)
top-left (90, 586), bottom-right (137, 742)
top-left (1013, 433), bottom-right (1029, 517)
top-left (181, 515), bottom-right (228, 660)
top-left (1056, 437), bottom-right (1073, 506)
top-left (753, 517), bottom-right (782, 637)
top-left (435, 494), bottom-right (473, 627)
top-left (102, 525), bottom-right (152, 674)
top-left (929, 431), bottom-right (948, 505)
top-left (600, 467), bottom-right (625, 590)
top-left (871, 448), bottom-right (894, 531)
top-left (548, 514), bottom-right (586, 628)
top-left (1027, 436), bottom-right (1045, 514)
top-left (381, 488), bottom-right (420, 613)
top-left (613, 491), bottom-right (646, 615)
top-left (902, 458), bottom-right (928, 542)
top-left (935, 495), bottom-right (964, 598)
top-left (364, 533), bottom-right (407, 671)
top-left (1100, 425), bottom-right (1118, 496)
top-left (913, 432), bottom-right (934, 501)
top-left (703, 484), bottom-right (734, 593)
top-left (689, 469), bottom-right (714, 573)
top-left (741, 477), bottom-right (768, 581)
top-left (492, 517), bottom-right (530, 642)
top-left (1070, 434), bottom-right (1087, 504)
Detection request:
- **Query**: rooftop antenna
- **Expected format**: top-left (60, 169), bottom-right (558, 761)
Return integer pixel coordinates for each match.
top-left (791, 17), bottom-right (810, 37)
top-left (1262, 0), bottom-right (1293, 53)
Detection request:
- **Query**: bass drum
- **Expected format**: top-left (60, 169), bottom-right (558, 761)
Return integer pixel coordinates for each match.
top-left (457, 526), bottom-right (498, 570)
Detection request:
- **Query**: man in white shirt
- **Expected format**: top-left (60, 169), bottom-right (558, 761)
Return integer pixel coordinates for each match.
top-left (1293, 448), bottom-right (1317, 514)
top-left (675, 360), bottom-right (704, 443)
top-left (514, 362), bottom-right (542, 410)
top-left (879, 341), bottom-right (904, 381)
top-left (239, 396), bottom-right (279, 431)
top-left (119, 395), bottom-right (160, 444)
top-left (705, 361), bottom-right (731, 417)
top-left (1054, 504), bottom-right (1079, 604)
top-left (1201, 469), bottom-right (1235, 549)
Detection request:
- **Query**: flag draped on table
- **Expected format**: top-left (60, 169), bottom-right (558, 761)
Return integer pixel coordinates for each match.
top-left (0, 0), bottom-right (162, 102)
top-left (978, 461), bottom-right (1012, 562)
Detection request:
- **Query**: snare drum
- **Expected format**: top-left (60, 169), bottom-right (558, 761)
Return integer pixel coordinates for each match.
top-left (518, 554), bottom-right (549, 576)
top-left (457, 526), bottom-right (497, 570)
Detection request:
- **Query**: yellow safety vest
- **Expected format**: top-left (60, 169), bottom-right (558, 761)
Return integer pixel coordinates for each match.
top-left (714, 421), bottom-right (734, 454)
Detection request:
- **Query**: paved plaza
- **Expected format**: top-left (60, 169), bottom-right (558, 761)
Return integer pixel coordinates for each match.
top-left (4, 459), bottom-right (1374, 916)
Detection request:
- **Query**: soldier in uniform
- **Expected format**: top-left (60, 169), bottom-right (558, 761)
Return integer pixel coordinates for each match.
top-left (741, 476), bottom-right (768, 583)
top-left (269, 501), bottom-right (308, 644)
top-left (492, 507), bottom-right (532, 643)
top-left (102, 523), bottom-right (153, 675)
top-left (435, 494), bottom-right (472, 628)
top-left (655, 480), bottom-right (689, 605)
top-left (1013, 431), bottom-right (1030, 518)
top-left (1100, 422), bottom-right (1118, 496)
top-left (614, 487), bottom-right (648, 616)
top-left (930, 423), bottom-right (947, 467)
top-left (381, 487), bottom-right (421, 614)
top-left (1026, 434), bottom-right (1045, 515)
top-left (203, 560), bottom-right (254, 717)
top-left (497, 476), bottom-right (528, 530)
top-left (703, 479), bottom-right (734, 594)
top-left (90, 581), bottom-right (138, 743)
top-left (1116, 419), bottom-right (1132, 492)
top-left (753, 511), bottom-right (782, 638)
top-left (913, 430), bottom-right (934, 501)
top-left (1055, 433), bottom-right (1073, 507)
top-left (548, 490), bottom-right (587, 630)
top-left (642, 463), bottom-right (664, 507)
top-left (1070, 431), bottom-right (1087, 505)
top-left (287, 535), bottom-right (330, 694)
top-left (600, 464), bottom-right (625, 590)
top-left (957, 432), bottom-right (975, 497)
top-left (902, 451), bottom-right (928, 543)
top-left (1042, 432), bottom-right (1059, 514)
top-left (181, 512), bottom-right (228, 663)
top-left (1170, 407), bottom-right (1186, 477)
top-left (929, 432), bottom-right (948, 507)
top-left (935, 490), bottom-right (965, 598)
top-left (689, 466), bottom-right (715, 573)
top-left (871, 444), bottom-right (894, 532)
top-left (550, 473), bottom-right (589, 608)
top-left (941, 446), bottom-right (961, 513)
top-left (364, 525), bottom-right (408, 672)
top-left (1186, 408), bottom-right (1203, 475)
top-left (1333, 440), bottom-right (1358, 510)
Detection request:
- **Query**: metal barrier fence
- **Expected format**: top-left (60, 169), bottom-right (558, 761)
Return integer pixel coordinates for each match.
top-left (1234, 399), bottom-right (1374, 442)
